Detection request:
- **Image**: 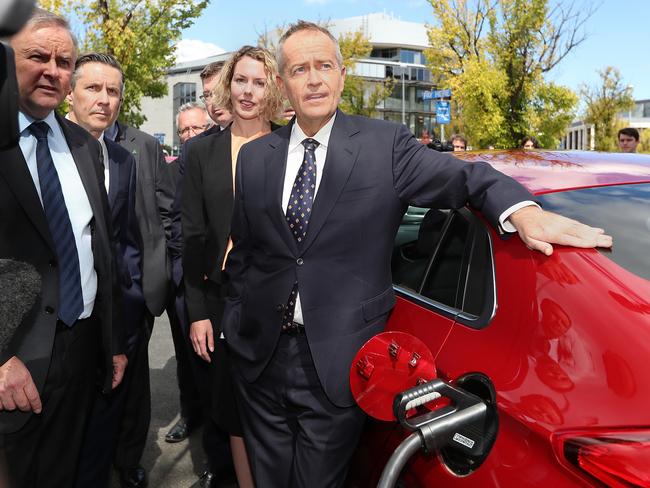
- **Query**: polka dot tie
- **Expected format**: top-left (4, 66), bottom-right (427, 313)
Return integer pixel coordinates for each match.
top-left (282, 138), bottom-right (319, 332)
top-left (285, 138), bottom-right (318, 243)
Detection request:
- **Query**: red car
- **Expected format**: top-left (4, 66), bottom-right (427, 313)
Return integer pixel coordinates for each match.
top-left (349, 150), bottom-right (650, 487)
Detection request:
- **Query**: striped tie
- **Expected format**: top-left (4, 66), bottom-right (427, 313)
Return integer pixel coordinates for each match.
top-left (281, 138), bottom-right (319, 331)
top-left (29, 121), bottom-right (84, 326)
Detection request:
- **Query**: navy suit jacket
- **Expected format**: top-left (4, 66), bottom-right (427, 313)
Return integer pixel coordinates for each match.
top-left (222, 111), bottom-right (535, 407)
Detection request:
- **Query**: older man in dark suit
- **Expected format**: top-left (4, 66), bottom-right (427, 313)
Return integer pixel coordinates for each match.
top-left (223, 20), bottom-right (613, 488)
top-left (0, 9), bottom-right (126, 488)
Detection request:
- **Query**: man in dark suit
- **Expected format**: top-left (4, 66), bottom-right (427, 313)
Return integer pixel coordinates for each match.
top-left (65, 52), bottom-right (146, 488)
top-left (223, 21), bottom-right (613, 488)
top-left (104, 89), bottom-right (175, 488)
top-left (0, 10), bottom-right (126, 488)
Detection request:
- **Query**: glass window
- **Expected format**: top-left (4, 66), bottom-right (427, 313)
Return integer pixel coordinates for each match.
top-left (538, 184), bottom-right (650, 281)
top-left (392, 208), bottom-right (494, 322)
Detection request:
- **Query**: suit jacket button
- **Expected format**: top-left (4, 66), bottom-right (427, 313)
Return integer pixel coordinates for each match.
top-left (276, 304), bottom-right (285, 313)
top-left (45, 306), bottom-right (54, 314)
top-left (296, 258), bottom-right (304, 266)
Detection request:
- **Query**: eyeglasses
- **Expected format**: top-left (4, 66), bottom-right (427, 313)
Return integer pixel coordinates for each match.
top-left (177, 124), bottom-right (210, 136)
top-left (199, 92), bottom-right (213, 104)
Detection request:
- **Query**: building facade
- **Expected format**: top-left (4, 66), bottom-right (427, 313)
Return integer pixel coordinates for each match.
top-left (139, 13), bottom-right (442, 152)
top-left (561, 99), bottom-right (650, 150)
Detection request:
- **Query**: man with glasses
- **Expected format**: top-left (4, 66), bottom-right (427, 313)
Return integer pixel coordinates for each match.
top-left (176, 102), bottom-right (212, 144)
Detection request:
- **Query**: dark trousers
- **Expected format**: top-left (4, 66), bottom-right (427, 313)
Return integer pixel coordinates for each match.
top-left (75, 283), bottom-right (146, 486)
top-left (167, 283), bottom-right (203, 423)
top-left (1, 317), bottom-right (101, 488)
top-left (113, 311), bottom-right (152, 471)
top-left (233, 333), bottom-right (366, 488)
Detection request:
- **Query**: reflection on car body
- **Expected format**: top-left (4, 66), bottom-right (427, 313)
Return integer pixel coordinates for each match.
top-left (349, 150), bottom-right (650, 487)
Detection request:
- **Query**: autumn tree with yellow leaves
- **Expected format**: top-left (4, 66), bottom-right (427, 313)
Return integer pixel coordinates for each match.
top-left (425, 0), bottom-right (591, 148)
top-left (38, 0), bottom-right (208, 126)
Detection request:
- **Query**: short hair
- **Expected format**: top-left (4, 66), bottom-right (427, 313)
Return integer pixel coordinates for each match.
top-left (618, 127), bottom-right (639, 141)
top-left (175, 101), bottom-right (209, 128)
top-left (23, 7), bottom-right (78, 51)
top-left (276, 20), bottom-right (343, 74)
top-left (212, 45), bottom-right (283, 121)
top-left (520, 136), bottom-right (540, 149)
top-left (200, 61), bottom-right (225, 81)
top-left (450, 134), bottom-right (467, 147)
top-left (72, 52), bottom-right (125, 95)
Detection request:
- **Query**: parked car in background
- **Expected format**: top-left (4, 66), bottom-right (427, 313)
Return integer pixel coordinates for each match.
top-left (349, 150), bottom-right (650, 487)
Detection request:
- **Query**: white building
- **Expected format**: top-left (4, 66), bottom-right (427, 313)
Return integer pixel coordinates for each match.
top-left (561, 99), bottom-right (650, 150)
top-left (139, 13), bottom-right (441, 152)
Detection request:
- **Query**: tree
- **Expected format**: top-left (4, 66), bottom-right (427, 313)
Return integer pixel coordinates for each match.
top-left (425, 0), bottom-right (590, 148)
top-left (258, 24), bottom-right (393, 118)
top-left (337, 31), bottom-right (393, 118)
top-left (38, 0), bottom-right (208, 127)
top-left (581, 67), bottom-right (635, 152)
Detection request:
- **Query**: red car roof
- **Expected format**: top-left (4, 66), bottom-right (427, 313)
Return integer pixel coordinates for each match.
top-left (456, 150), bottom-right (650, 195)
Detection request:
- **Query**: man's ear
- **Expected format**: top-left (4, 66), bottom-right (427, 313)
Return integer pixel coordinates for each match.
top-left (277, 73), bottom-right (287, 99)
top-left (65, 90), bottom-right (73, 106)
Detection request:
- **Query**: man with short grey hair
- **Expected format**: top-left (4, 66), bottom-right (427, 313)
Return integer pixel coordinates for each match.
top-left (176, 102), bottom-right (212, 144)
top-left (0, 9), bottom-right (125, 487)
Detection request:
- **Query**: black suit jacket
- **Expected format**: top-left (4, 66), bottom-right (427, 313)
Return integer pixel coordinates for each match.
top-left (113, 122), bottom-right (174, 316)
top-left (181, 128), bottom-right (233, 325)
top-left (0, 114), bottom-right (122, 433)
top-left (169, 124), bottom-right (225, 289)
top-left (106, 138), bottom-right (142, 294)
top-left (223, 111), bottom-right (534, 407)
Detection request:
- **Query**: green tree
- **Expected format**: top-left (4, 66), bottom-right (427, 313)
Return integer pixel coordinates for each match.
top-left (581, 67), bottom-right (635, 151)
top-left (425, 0), bottom-right (590, 148)
top-left (337, 31), bottom-right (393, 118)
top-left (258, 24), bottom-right (393, 118)
top-left (39, 0), bottom-right (208, 127)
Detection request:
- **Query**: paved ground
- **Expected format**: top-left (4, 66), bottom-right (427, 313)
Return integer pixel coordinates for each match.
top-left (110, 313), bottom-right (207, 488)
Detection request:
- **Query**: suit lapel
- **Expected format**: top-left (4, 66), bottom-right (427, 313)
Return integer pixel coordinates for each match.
top-left (301, 112), bottom-right (360, 253)
top-left (264, 124), bottom-right (298, 254)
top-left (106, 143), bottom-right (119, 207)
top-left (57, 114), bottom-right (104, 225)
top-left (0, 145), bottom-right (54, 250)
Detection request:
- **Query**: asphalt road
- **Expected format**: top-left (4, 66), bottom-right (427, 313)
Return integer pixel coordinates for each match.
top-left (110, 313), bottom-right (207, 488)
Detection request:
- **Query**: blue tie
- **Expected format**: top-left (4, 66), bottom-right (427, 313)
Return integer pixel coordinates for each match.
top-left (29, 121), bottom-right (84, 326)
top-left (282, 138), bottom-right (319, 331)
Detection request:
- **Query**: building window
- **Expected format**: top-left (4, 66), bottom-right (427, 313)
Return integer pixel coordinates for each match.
top-left (174, 82), bottom-right (196, 106)
top-left (172, 82), bottom-right (197, 148)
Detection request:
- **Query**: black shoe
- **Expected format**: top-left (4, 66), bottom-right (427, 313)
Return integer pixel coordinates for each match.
top-left (191, 470), bottom-right (216, 488)
top-left (120, 466), bottom-right (148, 488)
top-left (165, 417), bottom-right (190, 443)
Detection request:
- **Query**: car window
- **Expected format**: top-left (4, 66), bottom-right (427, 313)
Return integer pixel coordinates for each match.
top-left (538, 183), bottom-right (650, 281)
top-left (392, 207), bottom-right (495, 328)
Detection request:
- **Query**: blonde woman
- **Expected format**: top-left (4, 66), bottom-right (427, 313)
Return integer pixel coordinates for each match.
top-left (182, 45), bottom-right (282, 488)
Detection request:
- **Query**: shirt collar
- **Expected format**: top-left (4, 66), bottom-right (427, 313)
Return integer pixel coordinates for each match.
top-left (19, 110), bottom-right (59, 136)
top-left (289, 111), bottom-right (337, 152)
top-left (104, 122), bottom-right (118, 141)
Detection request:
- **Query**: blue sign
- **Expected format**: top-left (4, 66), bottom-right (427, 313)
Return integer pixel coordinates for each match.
top-left (436, 100), bottom-right (451, 124)
top-left (153, 133), bottom-right (166, 145)
top-left (422, 89), bottom-right (452, 100)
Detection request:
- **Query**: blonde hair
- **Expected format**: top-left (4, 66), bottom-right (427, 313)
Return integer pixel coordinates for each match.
top-left (212, 45), bottom-right (282, 121)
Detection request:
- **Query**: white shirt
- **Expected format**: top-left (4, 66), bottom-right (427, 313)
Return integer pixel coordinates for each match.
top-left (98, 133), bottom-right (110, 194)
top-left (282, 113), bottom-right (337, 324)
top-left (19, 111), bottom-right (97, 319)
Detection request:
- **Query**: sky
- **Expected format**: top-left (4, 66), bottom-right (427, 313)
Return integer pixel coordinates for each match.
top-left (177, 0), bottom-right (650, 101)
